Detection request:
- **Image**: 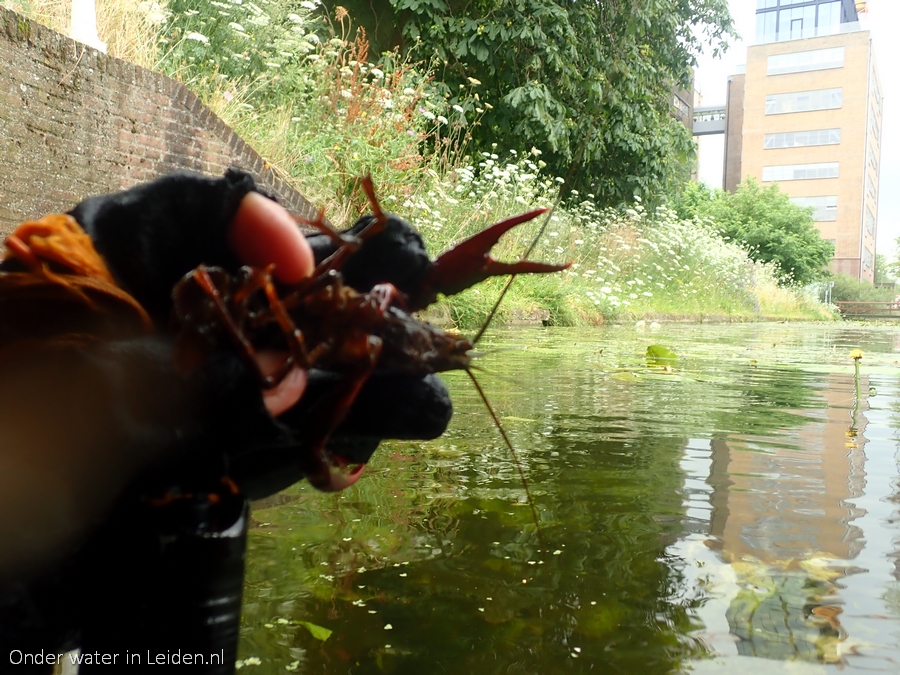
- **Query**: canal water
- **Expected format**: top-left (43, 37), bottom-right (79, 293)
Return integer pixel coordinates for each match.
top-left (239, 323), bottom-right (900, 674)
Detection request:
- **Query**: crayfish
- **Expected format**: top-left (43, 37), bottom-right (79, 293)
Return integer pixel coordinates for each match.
top-left (0, 175), bottom-right (569, 498)
top-left (169, 177), bottom-right (569, 492)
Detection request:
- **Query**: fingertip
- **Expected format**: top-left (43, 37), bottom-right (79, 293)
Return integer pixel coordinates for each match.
top-left (228, 192), bottom-right (315, 284)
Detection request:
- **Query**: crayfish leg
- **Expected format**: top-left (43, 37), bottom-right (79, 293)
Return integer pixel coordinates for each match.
top-left (300, 335), bottom-right (383, 491)
top-left (189, 266), bottom-right (275, 387)
top-left (261, 271), bottom-right (310, 373)
top-left (358, 175), bottom-right (388, 235)
top-left (368, 283), bottom-right (404, 313)
top-left (297, 207), bottom-right (347, 250)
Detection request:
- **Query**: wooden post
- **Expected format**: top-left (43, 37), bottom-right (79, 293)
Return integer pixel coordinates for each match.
top-left (69, 0), bottom-right (106, 52)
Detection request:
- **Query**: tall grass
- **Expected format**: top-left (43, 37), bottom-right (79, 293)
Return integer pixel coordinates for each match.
top-left (395, 153), bottom-right (834, 327)
top-left (7, 0), bottom-right (834, 325)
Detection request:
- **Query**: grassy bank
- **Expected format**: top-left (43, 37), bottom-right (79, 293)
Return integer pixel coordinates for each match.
top-left (386, 154), bottom-right (835, 327)
top-left (7, 0), bottom-right (836, 326)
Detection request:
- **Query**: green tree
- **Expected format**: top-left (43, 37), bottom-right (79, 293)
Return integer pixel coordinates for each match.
top-left (882, 237), bottom-right (900, 280)
top-left (676, 179), bottom-right (834, 286)
top-left (831, 274), bottom-right (896, 303)
top-left (874, 253), bottom-right (895, 284)
top-left (330, 0), bottom-right (735, 205)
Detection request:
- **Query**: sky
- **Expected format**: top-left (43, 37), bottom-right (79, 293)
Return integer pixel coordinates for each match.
top-left (693, 0), bottom-right (900, 258)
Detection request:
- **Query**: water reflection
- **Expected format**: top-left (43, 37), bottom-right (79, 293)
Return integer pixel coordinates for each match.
top-left (241, 324), bottom-right (900, 674)
top-left (704, 372), bottom-right (866, 662)
top-left (671, 334), bottom-right (900, 672)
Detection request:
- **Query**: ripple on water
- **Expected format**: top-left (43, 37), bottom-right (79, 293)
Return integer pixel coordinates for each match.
top-left (242, 323), bottom-right (900, 674)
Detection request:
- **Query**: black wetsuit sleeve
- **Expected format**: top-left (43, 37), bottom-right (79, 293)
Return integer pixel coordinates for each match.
top-left (67, 169), bottom-right (256, 324)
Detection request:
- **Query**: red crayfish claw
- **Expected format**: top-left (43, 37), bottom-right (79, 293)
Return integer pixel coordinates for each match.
top-left (409, 208), bottom-right (572, 311)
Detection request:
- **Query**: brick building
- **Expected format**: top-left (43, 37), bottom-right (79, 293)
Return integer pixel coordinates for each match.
top-left (724, 0), bottom-right (881, 282)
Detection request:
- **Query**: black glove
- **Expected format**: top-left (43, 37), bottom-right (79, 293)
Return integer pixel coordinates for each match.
top-left (68, 169), bottom-right (453, 497)
top-left (0, 170), bottom-right (467, 663)
top-left (0, 170), bottom-right (454, 581)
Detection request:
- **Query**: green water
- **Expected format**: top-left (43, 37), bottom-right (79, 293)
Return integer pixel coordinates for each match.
top-left (239, 323), bottom-right (900, 674)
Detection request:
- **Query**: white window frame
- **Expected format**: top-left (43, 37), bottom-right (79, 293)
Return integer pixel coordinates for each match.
top-left (764, 128), bottom-right (840, 149)
top-left (766, 88), bottom-right (842, 115)
top-left (762, 163), bottom-right (839, 181)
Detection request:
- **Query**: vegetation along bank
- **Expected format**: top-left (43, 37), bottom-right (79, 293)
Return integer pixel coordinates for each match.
top-left (7, 0), bottom-right (841, 325)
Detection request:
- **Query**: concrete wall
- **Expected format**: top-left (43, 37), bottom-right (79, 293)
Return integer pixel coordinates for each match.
top-left (723, 73), bottom-right (745, 194)
top-left (0, 7), bottom-right (319, 237)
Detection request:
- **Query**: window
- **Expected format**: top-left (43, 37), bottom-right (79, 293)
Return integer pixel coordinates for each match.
top-left (817, 1), bottom-right (841, 31)
top-left (868, 145), bottom-right (879, 175)
top-left (866, 207), bottom-right (876, 236)
top-left (672, 94), bottom-right (689, 119)
top-left (764, 128), bottom-right (840, 149)
top-left (867, 175), bottom-right (877, 202)
top-left (766, 88), bottom-right (842, 114)
top-left (872, 71), bottom-right (882, 108)
top-left (767, 47), bottom-right (844, 75)
top-left (778, 5), bottom-right (817, 40)
top-left (762, 162), bottom-right (839, 181)
top-left (790, 195), bottom-right (838, 221)
top-left (755, 1), bottom-right (847, 43)
top-left (863, 246), bottom-right (874, 269)
top-left (869, 115), bottom-right (881, 145)
top-left (757, 10), bottom-right (778, 42)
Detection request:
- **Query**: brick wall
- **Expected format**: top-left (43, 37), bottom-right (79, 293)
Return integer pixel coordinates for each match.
top-left (0, 7), bottom-right (320, 236)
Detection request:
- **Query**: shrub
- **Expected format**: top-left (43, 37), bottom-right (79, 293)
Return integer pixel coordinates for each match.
top-left (675, 179), bottom-right (834, 286)
top-left (830, 274), bottom-right (896, 303)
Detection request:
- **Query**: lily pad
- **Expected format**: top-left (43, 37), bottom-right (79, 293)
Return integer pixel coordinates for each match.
top-left (297, 621), bottom-right (333, 641)
top-left (646, 344), bottom-right (678, 361)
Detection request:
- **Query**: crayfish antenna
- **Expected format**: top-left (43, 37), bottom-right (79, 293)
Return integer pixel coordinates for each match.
top-left (465, 369), bottom-right (546, 559)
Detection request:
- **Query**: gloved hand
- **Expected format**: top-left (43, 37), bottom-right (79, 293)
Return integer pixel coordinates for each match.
top-left (0, 169), bottom-right (453, 582)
